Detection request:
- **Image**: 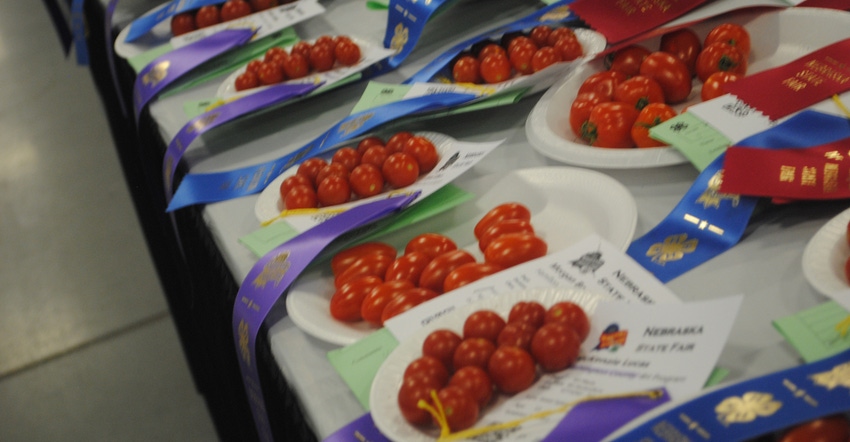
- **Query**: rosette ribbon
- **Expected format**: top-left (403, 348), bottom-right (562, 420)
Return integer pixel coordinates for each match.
top-left (375, 0), bottom-right (456, 73)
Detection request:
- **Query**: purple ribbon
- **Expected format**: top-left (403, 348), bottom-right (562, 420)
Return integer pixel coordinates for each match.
top-left (542, 389), bottom-right (670, 441)
top-left (233, 193), bottom-right (417, 441)
top-left (133, 28), bottom-right (255, 120)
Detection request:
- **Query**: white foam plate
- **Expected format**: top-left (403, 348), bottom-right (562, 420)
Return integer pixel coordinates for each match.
top-left (802, 207), bottom-right (850, 296)
top-left (526, 7), bottom-right (850, 169)
top-left (286, 166), bottom-right (637, 345)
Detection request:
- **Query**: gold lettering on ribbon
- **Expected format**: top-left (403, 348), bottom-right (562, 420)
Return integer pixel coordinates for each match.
top-left (252, 251), bottom-right (291, 289)
top-left (141, 60), bottom-right (171, 89)
top-left (238, 319), bottom-right (251, 366)
top-left (824, 163), bottom-right (839, 193)
top-left (825, 150), bottom-right (844, 161)
top-left (539, 5), bottom-right (572, 21)
top-left (715, 392), bottom-right (782, 426)
top-left (186, 112), bottom-right (222, 134)
top-left (339, 113), bottom-right (375, 136)
top-left (696, 170), bottom-right (741, 209)
top-left (646, 234), bottom-right (698, 265)
top-left (683, 214), bottom-right (725, 236)
top-left (779, 165), bottom-right (796, 183)
top-left (390, 23), bottom-right (409, 53)
top-left (614, 0), bottom-right (672, 15)
top-left (801, 166), bottom-right (817, 186)
top-left (782, 77), bottom-right (808, 92)
top-left (811, 361), bottom-right (850, 390)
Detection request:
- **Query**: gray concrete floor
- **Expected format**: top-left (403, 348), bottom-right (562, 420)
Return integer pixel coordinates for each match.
top-left (0, 3), bottom-right (218, 441)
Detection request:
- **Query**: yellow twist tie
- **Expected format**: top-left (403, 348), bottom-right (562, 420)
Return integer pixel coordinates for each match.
top-left (835, 314), bottom-right (850, 337)
top-left (831, 94), bottom-right (850, 119)
top-left (260, 207), bottom-right (346, 227)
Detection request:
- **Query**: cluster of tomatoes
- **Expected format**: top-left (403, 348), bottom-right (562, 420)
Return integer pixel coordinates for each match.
top-left (170, 0), bottom-right (288, 37)
top-left (398, 300), bottom-right (589, 432)
top-left (279, 132), bottom-right (438, 210)
top-left (569, 23), bottom-right (750, 148)
top-left (451, 25), bottom-right (584, 85)
top-left (328, 203), bottom-right (548, 326)
top-left (235, 35), bottom-right (362, 91)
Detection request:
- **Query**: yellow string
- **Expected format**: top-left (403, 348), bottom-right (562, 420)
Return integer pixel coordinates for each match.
top-left (260, 207), bottom-right (346, 227)
top-left (831, 95), bottom-right (850, 119)
top-left (835, 314), bottom-right (850, 337)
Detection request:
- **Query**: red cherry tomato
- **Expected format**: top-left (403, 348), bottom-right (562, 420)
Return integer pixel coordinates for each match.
top-left (487, 346), bottom-right (536, 394)
top-left (463, 310), bottom-right (507, 343)
top-left (639, 51), bottom-right (693, 103)
top-left (701, 71), bottom-right (742, 101)
top-left (477, 43), bottom-right (507, 62)
top-left (309, 43), bottom-right (335, 72)
top-left (452, 55), bottom-right (482, 84)
top-left (381, 287), bottom-right (439, 323)
top-left (448, 366), bottom-right (493, 409)
top-left (443, 262), bottom-right (503, 292)
top-left (506, 35), bottom-right (536, 54)
top-left (398, 375), bottom-right (441, 425)
top-left (474, 203), bottom-right (532, 240)
top-left (315, 162), bottom-right (350, 185)
top-left (250, 0), bottom-right (279, 11)
top-left (614, 75), bottom-right (665, 110)
top-left (705, 23), bottom-right (751, 58)
top-left (435, 386), bottom-right (479, 432)
top-left (296, 157), bottom-right (328, 186)
top-left (290, 41), bottom-right (312, 59)
top-left (330, 242), bottom-right (396, 277)
top-left (382, 152), bottom-right (420, 188)
top-left (631, 102), bottom-right (677, 148)
top-left (385, 251), bottom-right (432, 285)
top-left (279, 174), bottom-right (313, 203)
top-left (245, 59), bottom-right (264, 74)
top-left (234, 71), bottom-right (259, 91)
top-left (531, 322), bottom-right (581, 372)
top-left (554, 34), bottom-right (583, 62)
top-left (531, 46), bottom-right (561, 73)
top-left (385, 131), bottom-right (414, 154)
top-left (569, 92), bottom-right (609, 138)
top-left (453, 337), bottom-right (496, 371)
top-left (329, 275), bottom-right (382, 322)
top-left (360, 145), bottom-right (388, 169)
top-left (331, 147), bottom-right (361, 171)
top-left (509, 41), bottom-right (537, 75)
top-left (356, 136), bottom-right (385, 154)
top-left (405, 233), bottom-right (458, 259)
top-left (545, 301), bottom-right (590, 341)
top-left (547, 27), bottom-right (576, 47)
top-left (316, 175), bottom-right (351, 207)
top-left (349, 163), bottom-right (385, 198)
top-left (423, 329), bottom-right (463, 370)
top-left (221, 0), bottom-right (253, 21)
top-left (170, 12), bottom-right (197, 36)
top-left (402, 136), bottom-right (439, 173)
top-left (660, 28), bottom-right (702, 75)
top-left (256, 61), bottom-right (284, 85)
top-left (314, 35), bottom-right (336, 49)
top-left (480, 54), bottom-right (512, 84)
top-left (419, 250), bottom-right (476, 293)
top-left (578, 70), bottom-right (628, 101)
top-left (529, 25), bottom-right (552, 48)
top-left (780, 415), bottom-right (850, 442)
top-left (361, 280), bottom-right (414, 326)
top-left (265, 46), bottom-right (288, 64)
top-left (496, 321), bottom-right (537, 351)
top-left (484, 233), bottom-right (548, 269)
top-left (284, 184), bottom-right (317, 210)
top-left (282, 52), bottom-right (309, 79)
top-left (507, 301), bottom-right (546, 328)
top-left (334, 252), bottom-right (393, 289)
top-left (404, 355), bottom-right (450, 385)
top-left (194, 5), bottom-right (221, 28)
top-left (695, 42), bottom-right (747, 83)
top-left (478, 218), bottom-right (535, 252)
top-left (334, 39), bottom-right (361, 66)
top-left (606, 45), bottom-right (651, 77)
top-left (582, 101), bottom-right (641, 148)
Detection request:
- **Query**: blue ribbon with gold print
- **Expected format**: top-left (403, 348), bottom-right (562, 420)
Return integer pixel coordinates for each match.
top-left (378, 0), bottom-right (455, 72)
top-left (166, 91), bottom-right (476, 211)
top-left (627, 110), bottom-right (850, 282)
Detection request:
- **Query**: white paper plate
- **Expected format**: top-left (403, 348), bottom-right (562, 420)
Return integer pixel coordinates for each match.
top-left (285, 166), bottom-right (637, 345)
top-left (216, 36), bottom-right (394, 99)
top-left (369, 287), bottom-right (605, 442)
top-left (802, 207), bottom-right (850, 296)
top-left (254, 132), bottom-right (456, 224)
top-left (526, 7), bottom-right (850, 169)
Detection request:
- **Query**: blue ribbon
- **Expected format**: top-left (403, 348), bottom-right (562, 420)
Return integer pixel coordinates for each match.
top-left (372, 0), bottom-right (453, 75)
top-left (71, 0), bottom-right (88, 65)
top-left (627, 110), bottom-right (850, 282)
top-left (166, 91), bottom-right (477, 211)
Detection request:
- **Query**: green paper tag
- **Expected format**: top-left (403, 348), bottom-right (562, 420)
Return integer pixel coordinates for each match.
top-left (704, 367), bottom-right (729, 388)
top-left (327, 328), bottom-right (399, 410)
top-left (773, 301), bottom-right (850, 363)
top-left (129, 44), bottom-right (174, 73)
top-left (650, 112), bottom-right (732, 171)
top-left (351, 82), bottom-right (414, 114)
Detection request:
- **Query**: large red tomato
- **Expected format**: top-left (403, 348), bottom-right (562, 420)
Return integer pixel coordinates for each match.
top-left (660, 28), bottom-right (702, 75)
top-left (695, 42), bottom-right (747, 83)
top-left (631, 102), bottom-right (677, 148)
top-left (705, 23), bottom-right (751, 57)
top-left (582, 102), bottom-right (640, 148)
top-left (701, 71), bottom-right (742, 102)
top-left (614, 75), bottom-right (665, 110)
top-left (569, 92), bottom-right (609, 138)
top-left (639, 51), bottom-right (693, 103)
top-left (606, 45), bottom-right (651, 77)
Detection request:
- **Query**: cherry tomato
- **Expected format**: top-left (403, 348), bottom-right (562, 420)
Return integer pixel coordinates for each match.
top-left (547, 27), bottom-right (576, 47)
top-left (361, 280), bottom-right (414, 326)
top-left (330, 242), bottom-right (396, 277)
top-left (531, 46), bottom-right (561, 73)
top-left (487, 346), bottom-right (536, 394)
top-left (453, 337), bottom-right (496, 371)
top-left (452, 55), bottom-right (482, 84)
top-left (545, 301), bottom-right (590, 340)
top-left (284, 184), bottom-right (317, 210)
top-left (506, 35), bottom-right (536, 54)
top-left (331, 147), bottom-right (361, 171)
top-left (606, 45), bottom-right (651, 77)
top-left (360, 145), bottom-right (388, 169)
top-left (484, 233), bottom-right (547, 268)
top-left (256, 61), bottom-right (284, 85)
top-left (398, 375), bottom-right (441, 425)
top-left (507, 301), bottom-right (546, 328)
top-left (577, 70), bottom-right (628, 101)
top-left (419, 250), bottom-right (476, 293)
top-left (314, 35), bottom-right (336, 49)
top-left (282, 52), bottom-right (309, 79)
top-left (334, 252), bottom-right (393, 289)
top-left (480, 54), bottom-right (512, 84)
top-left (296, 157), bottom-right (328, 185)
top-left (529, 25), bottom-right (552, 48)
top-left (695, 42), bottom-right (747, 83)
top-left (478, 219), bottom-right (534, 252)
top-left (780, 415), bottom-right (850, 442)
top-left (382, 152), bottom-right (420, 188)
top-left (463, 310), bottom-right (507, 342)
top-left (423, 329), bottom-right (463, 370)
top-left (170, 13), bottom-right (197, 36)
top-left (631, 102), bottom-right (677, 148)
top-left (404, 355), bottom-right (450, 385)
top-left (434, 386), bottom-right (479, 432)
top-left (349, 163), bottom-right (385, 198)
top-left (221, 0), bottom-right (253, 21)
top-left (334, 39), bottom-right (361, 66)
top-left (381, 287), bottom-right (439, 323)
top-left (385, 131), bottom-right (414, 154)
top-left (660, 28), bottom-right (702, 75)
top-left (701, 71), bottom-right (741, 101)
top-left (639, 51), bottom-right (693, 103)
top-left (250, 0), bottom-right (279, 11)
top-left (315, 162), bottom-right (350, 185)
top-left (356, 136), bottom-right (385, 154)
top-left (402, 136), bottom-right (439, 173)
top-left (316, 175), bottom-right (351, 207)
top-left (531, 322), bottom-right (581, 372)
top-left (496, 321), bottom-right (537, 351)
top-left (309, 43), bottom-right (335, 72)
top-left (582, 101), bottom-right (640, 148)
top-left (385, 251), bottom-right (432, 285)
top-left (569, 92), bottom-right (609, 138)
top-left (448, 366), bottom-right (493, 409)
top-left (443, 262), bottom-right (502, 292)
top-left (705, 23), bottom-right (751, 57)
top-left (279, 174), bottom-right (313, 203)
top-left (329, 275), bottom-right (382, 322)
top-left (290, 41), bottom-right (312, 59)
top-left (405, 233), bottom-right (458, 259)
top-left (614, 75), bottom-right (665, 110)
top-left (234, 71), bottom-right (259, 91)
top-left (474, 203), bottom-right (532, 240)
top-left (194, 5), bottom-right (221, 28)
top-left (554, 35), bottom-right (583, 62)
top-left (477, 43), bottom-right (507, 62)
top-left (509, 41), bottom-right (537, 75)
